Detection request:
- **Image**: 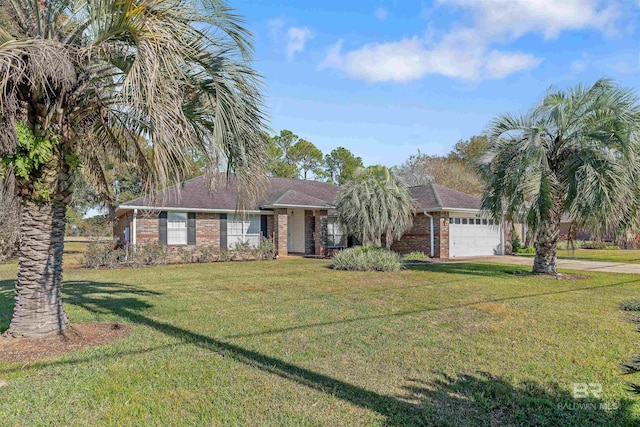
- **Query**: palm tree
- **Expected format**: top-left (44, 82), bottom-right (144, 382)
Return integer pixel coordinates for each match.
top-left (482, 79), bottom-right (640, 274)
top-left (0, 0), bottom-right (268, 337)
top-left (336, 165), bottom-right (416, 248)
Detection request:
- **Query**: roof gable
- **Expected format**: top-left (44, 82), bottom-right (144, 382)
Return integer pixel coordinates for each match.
top-left (410, 183), bottom-right (481, 211)
top-left (264, 189), bottom-right (333, 208)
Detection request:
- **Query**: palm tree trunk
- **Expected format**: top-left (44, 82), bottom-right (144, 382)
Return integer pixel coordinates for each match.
top-left (533, 215), bottom-right (560, 274)
top-left (7, 197), bottom-right (70, 337)
top-left (385, 230), bottom-right (392, 249)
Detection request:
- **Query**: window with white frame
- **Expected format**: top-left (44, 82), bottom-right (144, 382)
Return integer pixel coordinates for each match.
top-left (167, 212), bottom-right (188, 245)
top-left (327, 217), bottom-right (346, 247)
top-left (227, 214), bottom-right (261, 248)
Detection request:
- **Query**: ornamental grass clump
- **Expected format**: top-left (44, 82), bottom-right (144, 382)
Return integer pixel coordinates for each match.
top-left (331, 246), bottom-right (402, 272)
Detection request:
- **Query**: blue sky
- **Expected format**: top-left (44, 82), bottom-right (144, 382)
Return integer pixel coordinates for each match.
top-left (237, 0), bottom-right (640, 167)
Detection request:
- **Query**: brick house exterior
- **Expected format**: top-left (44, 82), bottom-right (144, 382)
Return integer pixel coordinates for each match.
top-left (114, 177), bottom-right (506, 259)
top-left (114, 176), bottom-right (339, 257)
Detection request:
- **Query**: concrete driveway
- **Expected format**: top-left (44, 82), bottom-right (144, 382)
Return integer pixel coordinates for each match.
top-left (447, 255), bottom-right (640, 274)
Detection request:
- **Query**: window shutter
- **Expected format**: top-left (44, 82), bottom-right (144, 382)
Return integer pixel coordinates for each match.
top-left (159, 211), bottom-right (168, 244)
top-left (261, 215), bottom-right (268, 238)
top-left (187, 213), bottom-right (196, 245)
top-left (220, 214), bottom-right (227, 250)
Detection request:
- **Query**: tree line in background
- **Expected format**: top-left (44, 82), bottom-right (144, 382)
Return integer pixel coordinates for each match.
top-left (391, 135), bottom-right (488, 194)
top-left (266, 128), bottom-right (487, 193)
top-left (266, 129), bottom-right (365, 184)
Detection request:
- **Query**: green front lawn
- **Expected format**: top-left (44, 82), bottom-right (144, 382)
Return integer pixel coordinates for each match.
top-left (517, 249), bottom-right (640, 264)
top-left (1, 256), bottom-right (639, 425)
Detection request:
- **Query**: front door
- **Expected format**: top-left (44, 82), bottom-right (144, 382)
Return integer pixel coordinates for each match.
top-left (287, 209), bottom-right (305, 253)
top-left (287, 212), bottom-right (294, 252)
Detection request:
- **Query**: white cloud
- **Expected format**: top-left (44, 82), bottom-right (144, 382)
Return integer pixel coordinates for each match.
top-left (267, 18), bottom-right (285, 43)
top-left (375, 7), bottom-right (389, 21)
top-left (321, 0), bottom-right (618, 82)
top-left (321, 34), bottom-right (540, 83)
top-left (570, 54), bottom-right (590, 73)
top-left (441, 0), bottom-right (618, 39)
top-left (610, 54), bottom-right (640, 74)
top-left (286, 26), bottom-right (313, 60)
top-left (483, 51), bottom-right (542, 79)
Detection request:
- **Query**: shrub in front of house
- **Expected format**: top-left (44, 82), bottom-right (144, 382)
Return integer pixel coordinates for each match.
top-left (402, 251), bottom-right (429, 262)
top-left (511, 233), bottom-right (522, 253)
top-left (81, 238), bottom-right (276, 269)
top-left (135, 240), bottom-right (171, 266)
top-left (581, 241), bottom-right (607, 250)
top-left (331, 246), bottom-right (402, 272)
top-left (256, 238), bottom-right (276, 260)
top-left (516, 247), bottom-right (536, 254)
top-left (81, 241), bottom-right (128, 269)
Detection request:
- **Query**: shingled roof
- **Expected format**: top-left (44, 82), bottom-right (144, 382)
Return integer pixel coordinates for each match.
top-left (119, 176), bottom-right (481, 213)
top-left (409, 183), bottom-right (481, 211)
top-left (120, 175), bottom-right (339, 211)
top-left (262, 189), bottom-right (334, 208)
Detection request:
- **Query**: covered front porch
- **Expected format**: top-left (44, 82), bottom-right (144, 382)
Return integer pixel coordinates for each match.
top-left (272, 208), bottom-right (329, 257)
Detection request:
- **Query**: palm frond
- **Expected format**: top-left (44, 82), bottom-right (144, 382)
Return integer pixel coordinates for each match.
top-left (482, 78), bottom-right (640, 245)
top-left (0, 0), bottom-right (268, 209)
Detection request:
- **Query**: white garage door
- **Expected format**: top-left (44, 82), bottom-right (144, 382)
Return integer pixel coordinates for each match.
top-left (449, 217), bottom-right (502, 257)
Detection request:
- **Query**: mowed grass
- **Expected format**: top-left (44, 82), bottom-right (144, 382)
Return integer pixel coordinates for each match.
top-left (517, 249), bottom-right (640, 264)
top-left (1, 253), bottom-right (640, 425)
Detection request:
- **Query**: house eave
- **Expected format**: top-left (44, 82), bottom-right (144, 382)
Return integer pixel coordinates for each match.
top-left (421, 207), bottom-right (481, 213)
top-left (260, 204), bottom-right (334, 210)
top-left (116, 205), bottom-right (273, 216)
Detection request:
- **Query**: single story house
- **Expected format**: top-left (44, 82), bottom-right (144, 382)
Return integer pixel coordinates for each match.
top-left (114, 176), bottom-right (506, 258)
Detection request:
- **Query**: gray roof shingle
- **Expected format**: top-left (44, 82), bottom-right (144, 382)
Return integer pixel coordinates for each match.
top-left (263, 189), bottom-right (334, 208)
top-left (120, 176), bottom-right (481, 213)
top-left (121, 175), bottom-right (339, 211)
top-left (409, 183), bottom-right (481, 211)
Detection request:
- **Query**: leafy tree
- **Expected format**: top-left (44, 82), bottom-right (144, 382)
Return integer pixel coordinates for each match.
top-left (324, 147), bottom-right (364, 185)
top-left (482, 79), bottom-right (640, 274)
top-left (290, 139), bottom-right (324, 180)
top-left (449, 135), bottom-right (490, 165)
top-left (266, 130), bottom-right (299, 178)
top-left (335, 166), bottom-right (416, 248)
top-left (272, 130), bottom-right (299, 164)
top-left (393, 150), bottom-right (483, 195)
top-left (266, 137), bottom-right (298, 178)
top-left (0, 0), bottom-right (268, 337)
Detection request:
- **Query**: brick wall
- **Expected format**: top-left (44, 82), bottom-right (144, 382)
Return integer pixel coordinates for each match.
top-left (433, 211), bottom-right (450, 258)
top-left (274, 208), bottom-right (288, 256)
top-left (314, 210), bottom-right (328, 257)
top-left (390, 213), bottom-right (431, 254)
top-left (137, 211), bottom-right (160, 244)
top-left (196, 213), bottom-right (220, 247)
top-left (129, 211), bottom-right (276, 249)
